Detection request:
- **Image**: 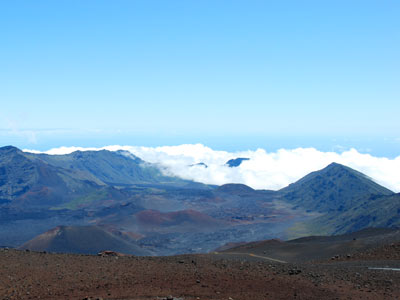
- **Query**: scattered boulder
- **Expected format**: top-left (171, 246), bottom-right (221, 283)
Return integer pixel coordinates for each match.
top-left (288, 269), bottom-right (302, 275)
top-left (97, 250), bottom-right (125, 257)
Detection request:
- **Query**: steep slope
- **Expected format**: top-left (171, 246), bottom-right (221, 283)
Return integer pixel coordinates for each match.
top-left (279, 162), bottom-right (393, 212)
top-left (305, 193), bottom-right (400, 234)
top-left (18, 225), bottom-right (150, 255)
top-left (0, 146), bottom-right (103, 207)
top-left (0, 146), bottom-right (199, 209)
top-left (0, 146), bottom-right (38, 204)
top-left (28, 149), bottom-right (184, 186)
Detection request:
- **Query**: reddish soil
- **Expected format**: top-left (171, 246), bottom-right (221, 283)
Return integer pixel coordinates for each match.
top-left (1, 248), bottom-right (399, 300)
top-left (135, 209), bottom-right (221, 227)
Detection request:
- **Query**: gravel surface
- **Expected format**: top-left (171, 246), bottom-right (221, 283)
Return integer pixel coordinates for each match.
top-left (1, 248), bottom-right (399, 299)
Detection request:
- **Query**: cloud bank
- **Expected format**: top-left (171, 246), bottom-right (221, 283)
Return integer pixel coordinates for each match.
top-left (25, 144), bottom-right (400, 192)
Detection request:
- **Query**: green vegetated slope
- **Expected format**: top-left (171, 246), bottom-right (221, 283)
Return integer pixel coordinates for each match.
top-left (52, 188), bottom-right (115, 210)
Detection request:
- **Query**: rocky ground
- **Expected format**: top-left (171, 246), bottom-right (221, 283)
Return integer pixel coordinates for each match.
top-left (0, 247), bottom-right (399, 300)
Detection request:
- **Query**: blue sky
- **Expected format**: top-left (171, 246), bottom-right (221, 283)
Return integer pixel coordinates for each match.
top-left (1, 1), bottom-right (399, 156)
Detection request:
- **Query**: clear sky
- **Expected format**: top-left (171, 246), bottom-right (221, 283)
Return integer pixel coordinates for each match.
top-left (1, 1), bottom-right (399, 156)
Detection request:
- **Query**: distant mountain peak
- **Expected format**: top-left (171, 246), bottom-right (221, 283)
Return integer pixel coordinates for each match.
top-left (0, 145), bottom-right (21, 153)
top-left (281, 162), bottom-right (393, 212)
top-left (0, 146), bottom-right (192, 208)
top-left (325, 162), bottom-right (342, 168)
top-left (324, 162), bottom-right (356, 172)
top-left (225, 157), bottom-right (250, 167)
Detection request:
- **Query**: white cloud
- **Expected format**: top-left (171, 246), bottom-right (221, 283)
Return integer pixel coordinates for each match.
top-left (24, 144), bottom-right (400, 192)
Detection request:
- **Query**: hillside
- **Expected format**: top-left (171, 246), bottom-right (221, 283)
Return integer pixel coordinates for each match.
top-left (0, 146), bottom-right (194, 209)
top-left (279, 162), bottom-right (393, 212)
top-left (31, 149), bottom-right (184, 186)
top-left (303, 193), bottom-right (400, 235)
top-left (215, 183), bottom-right (255, 195)
top-left (134, 209), bottom-right (226, 233)
top-left (18, 225), bottom-right (150, 255)
top-left (0, 146), bottom-right (105, 207)
top-left (221, 227), bottom-right (400, 263)
top-left (280, 163), bottom-right (399, 237)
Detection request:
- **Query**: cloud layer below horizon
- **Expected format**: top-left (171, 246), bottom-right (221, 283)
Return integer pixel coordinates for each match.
top-left (24, 144), bottom-right (400, 192)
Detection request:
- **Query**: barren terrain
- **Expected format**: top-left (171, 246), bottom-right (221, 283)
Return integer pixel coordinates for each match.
top-left (1, 246), bottom-right (399, 300)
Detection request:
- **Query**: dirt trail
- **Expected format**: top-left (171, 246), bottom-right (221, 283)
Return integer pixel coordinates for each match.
top-left (213, 251), bottom-right (288, 263)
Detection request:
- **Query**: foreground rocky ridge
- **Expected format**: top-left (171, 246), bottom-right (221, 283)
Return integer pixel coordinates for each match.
top-left (0, 244), bottom-right (399, 300)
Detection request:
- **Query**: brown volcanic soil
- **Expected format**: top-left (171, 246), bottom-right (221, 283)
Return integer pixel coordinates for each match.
top-left (335, 241), bottom-right (400, 261)
top-left (1, 248), bottom-right (399, 300)
top-left (222, 228), bottom-right (400, 263)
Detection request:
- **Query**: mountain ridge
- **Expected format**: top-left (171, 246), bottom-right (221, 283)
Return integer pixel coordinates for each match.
top-left (279, 162), bottom-right (393, 213)
top-left (1, 145), bottom-right (399, 255)
top-left (0, 146), bottom-right (198, 208)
